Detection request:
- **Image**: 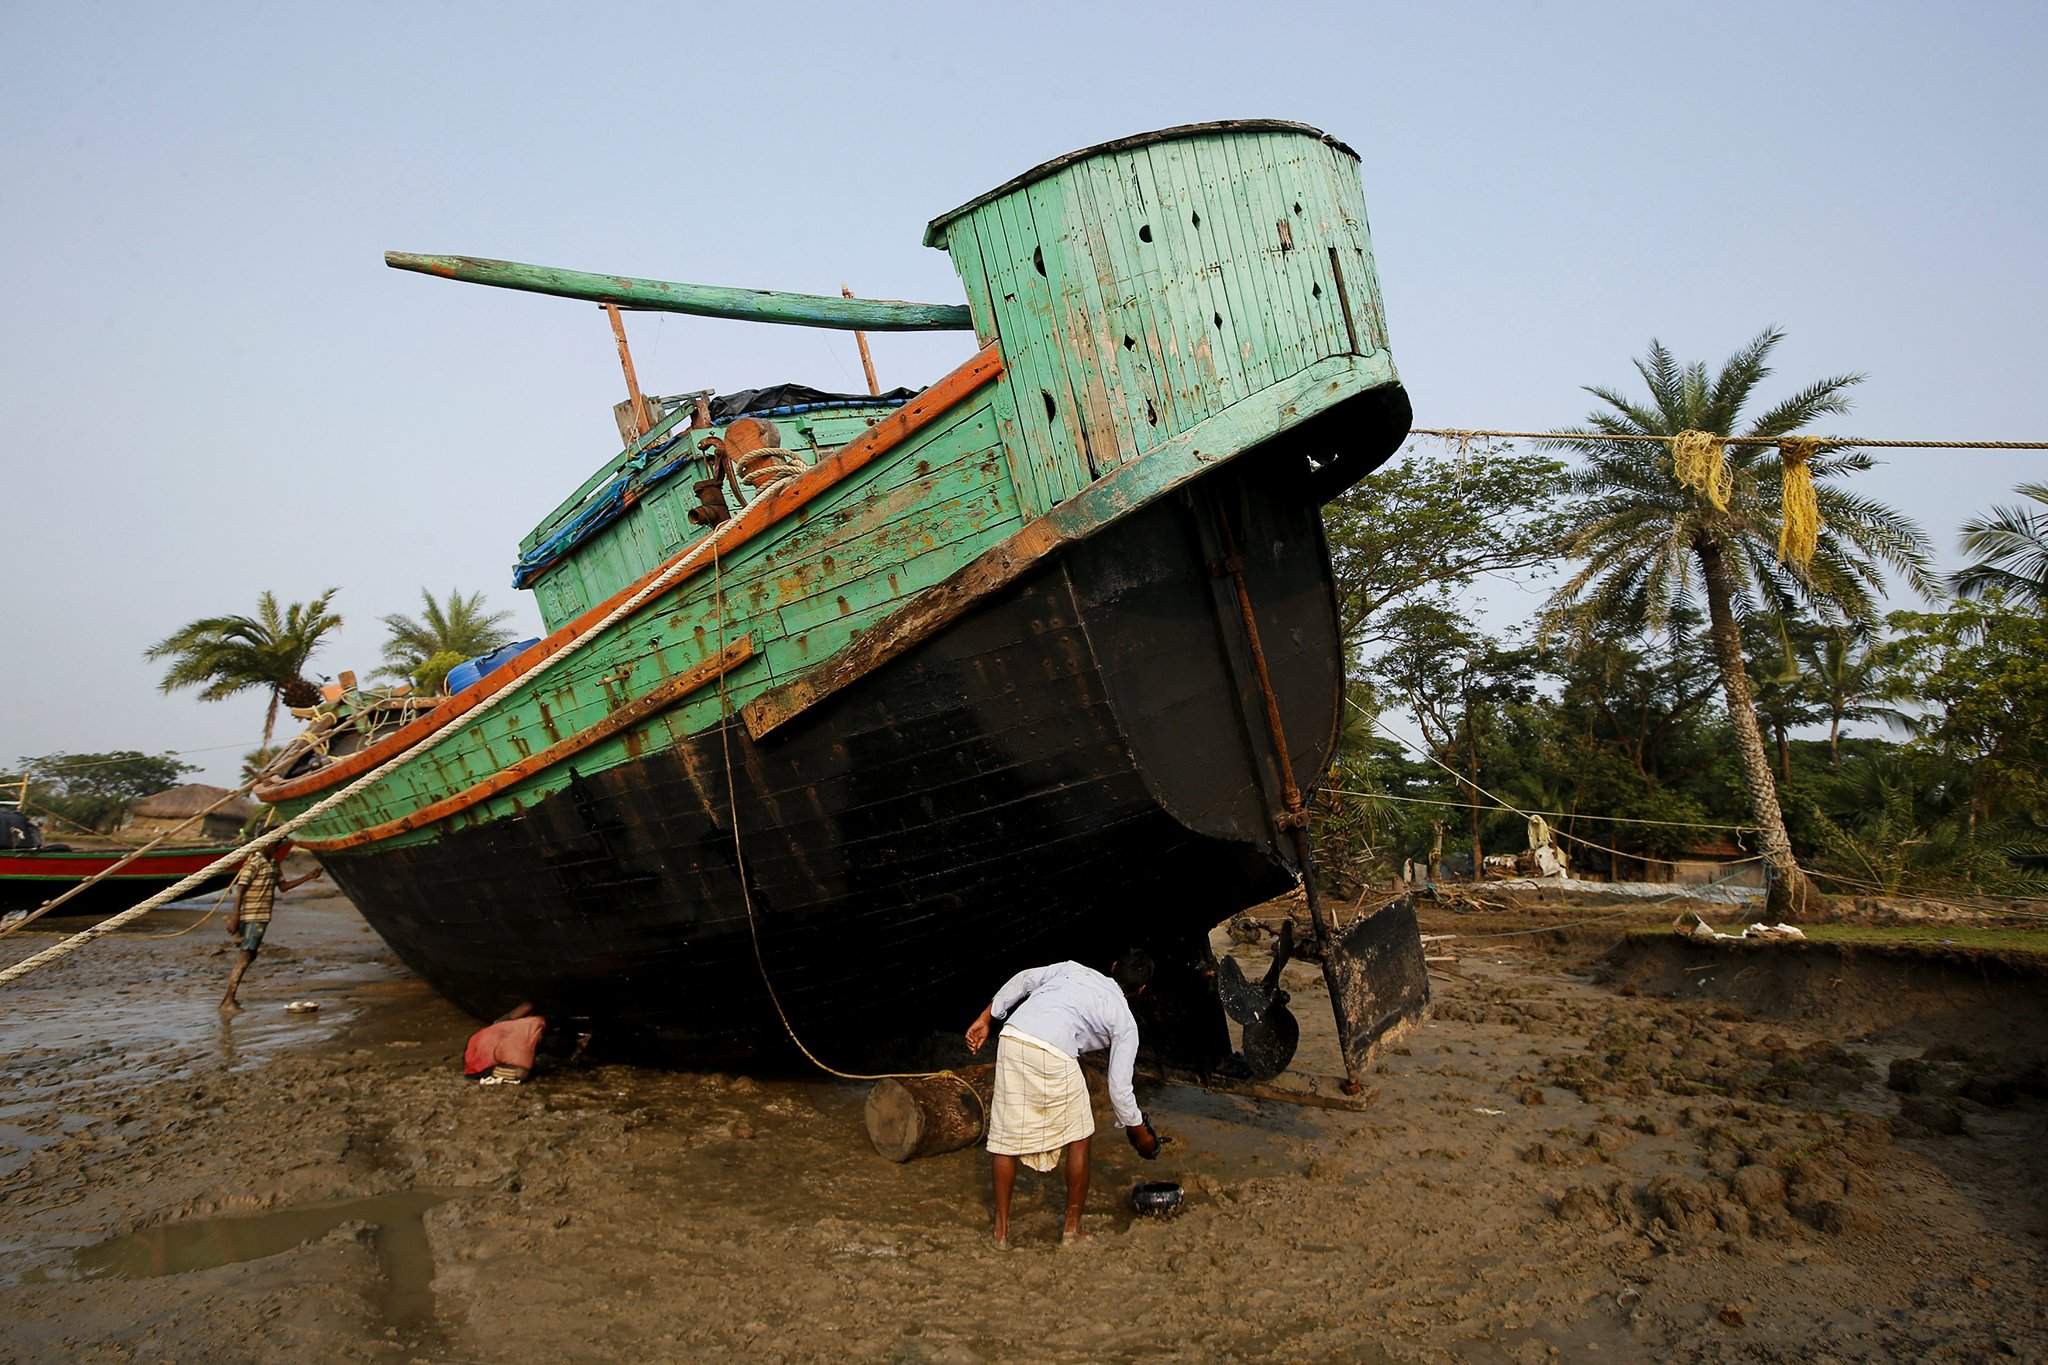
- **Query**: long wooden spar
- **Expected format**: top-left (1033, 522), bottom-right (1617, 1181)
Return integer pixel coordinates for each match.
top-left (384, 252), bottom-right (974, 332)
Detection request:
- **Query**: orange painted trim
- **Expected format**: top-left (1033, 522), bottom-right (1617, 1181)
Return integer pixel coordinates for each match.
top-left (256, 340), bottom-right (1004, 806)
top-left (295, 636), bottom-right (755, 851)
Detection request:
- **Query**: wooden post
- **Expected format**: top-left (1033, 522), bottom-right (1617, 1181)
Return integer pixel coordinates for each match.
top-left (1465, 708), bottom-right (1483, 877)
top-left (864, 1064), bottom-right (994, 1162)
top-left (602, 303), bottom-right (654, 437)
top-left (841, 286), bottom-right (881, 396)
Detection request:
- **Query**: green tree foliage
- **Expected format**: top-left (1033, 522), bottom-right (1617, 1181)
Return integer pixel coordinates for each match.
top-left (378, 588), bottom-right (515, 692)
top-left (1322, 442), bottom-right (1563, 658)
top-left (1886, 595), bottom-right (2048, 830)
top-left (1366, 602), bottom-right (1534, 869)
top-left (1797, 626), bottom-right (1908, 770)
top-left (2, 751), bottom-right (198, 834)
top-left (1745, 617), bottom-right (1821, 781)
top-left (409, 650), bottom-right (470, 695)
top-left (1804, 752), bottom-right (2042, 897)
top-left (1545, 328), bottom-right (1933, 913)
top-left (1952, 481), bottom-right (2048, 607)
top-left (146, 590), bottom-right (344, 745)
top-left (1317, 457), bottom-right (2045, 904)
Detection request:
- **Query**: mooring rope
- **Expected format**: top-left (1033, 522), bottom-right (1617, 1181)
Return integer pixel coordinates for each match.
top-left (1411, 428), bottom-right (2048, 450)
top-left (1345, 699), bottom-right (1754, 869)
top-left (708, 537), bottom-right (987, 1123)
top-left (0, 508), bottom-right (759, 989)
top-left (1319, 786), bottom-right (1756, 835)
top-left (0, 777), bottom-right (267, 939)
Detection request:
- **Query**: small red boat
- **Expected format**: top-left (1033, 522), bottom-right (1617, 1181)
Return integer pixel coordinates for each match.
top-left (0, 845), bottom-right (247, 920)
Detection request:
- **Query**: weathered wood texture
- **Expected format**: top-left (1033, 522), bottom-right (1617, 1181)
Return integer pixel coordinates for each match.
top-left (268, 126), bottom-right (1404, 859)
top-left (385, 253), bottom-right (975, 332)
top-left (262, 347), bottom-right (1016, 848)
top-left (929, 127), bottom-right (1393, 520)
top-left (864, 1065), bottom-right (995, 1162)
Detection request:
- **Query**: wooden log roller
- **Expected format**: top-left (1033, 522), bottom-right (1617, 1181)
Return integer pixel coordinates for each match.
top-left (863, 1064), bottom-right (995, 1163)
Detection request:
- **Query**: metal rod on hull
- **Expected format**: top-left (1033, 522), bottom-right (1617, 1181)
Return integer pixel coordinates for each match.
top-left (1212, 507), bottom-right (1366, 1095)
top-left (385, 253), bottom-right (974, 333)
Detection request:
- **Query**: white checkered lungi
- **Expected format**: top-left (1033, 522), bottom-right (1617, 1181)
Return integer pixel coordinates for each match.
top-left (986, 1027), bottom-right (1095, 1172)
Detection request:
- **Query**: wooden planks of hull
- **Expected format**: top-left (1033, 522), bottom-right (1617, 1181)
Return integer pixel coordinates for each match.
top-left (311, 458), bottom-right (1335, 1064)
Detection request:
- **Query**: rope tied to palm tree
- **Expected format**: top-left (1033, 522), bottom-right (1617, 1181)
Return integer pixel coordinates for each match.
top-left (1670, 429), bottom-right (1732, 510)
top-left (1776, 436), bottom-right (1824, 570)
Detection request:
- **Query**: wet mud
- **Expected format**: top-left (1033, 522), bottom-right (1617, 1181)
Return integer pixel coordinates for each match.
top-left (2, 891), bottom-right (2044, 1361)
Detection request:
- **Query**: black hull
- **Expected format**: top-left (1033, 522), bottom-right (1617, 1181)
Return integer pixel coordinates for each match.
top-left (321, 449), bottom-right (1347, 1063)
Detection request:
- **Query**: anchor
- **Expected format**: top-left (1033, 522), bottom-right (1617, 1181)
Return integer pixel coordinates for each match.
top-left (1215, 919), bottom-right (1301, 1080)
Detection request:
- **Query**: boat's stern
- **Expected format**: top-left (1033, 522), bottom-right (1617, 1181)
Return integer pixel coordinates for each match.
top-left (923, 119), bottom-right (1410, 515)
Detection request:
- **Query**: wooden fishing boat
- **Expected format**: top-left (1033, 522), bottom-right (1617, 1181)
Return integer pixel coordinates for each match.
top-left (0, 845), bottom-right (244, 919)
top-left (256, 120), bottom-right (1418, 1072)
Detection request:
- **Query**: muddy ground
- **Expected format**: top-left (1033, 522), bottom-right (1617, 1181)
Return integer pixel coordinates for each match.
top-left (3, 886), bottom-right (2045, 1363)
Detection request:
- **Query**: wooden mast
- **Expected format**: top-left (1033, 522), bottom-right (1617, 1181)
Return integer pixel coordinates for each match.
top-left (841, 286), bottom-right (882, 395)
top-left (602, 304), bottom-right (654, 437)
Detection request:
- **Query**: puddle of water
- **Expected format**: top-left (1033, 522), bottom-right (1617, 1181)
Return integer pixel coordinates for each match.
top-left (61, 1190), bottom-right (455, 1329)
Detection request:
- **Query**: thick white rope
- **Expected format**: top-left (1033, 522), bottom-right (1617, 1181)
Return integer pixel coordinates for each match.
top-left (0, 780), bottom-right (261, 939)
top-left (0, 516), bottom-right (745, 990)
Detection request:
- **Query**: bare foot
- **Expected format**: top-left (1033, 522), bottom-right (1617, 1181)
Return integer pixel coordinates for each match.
top-left (1059, 1226), bottom-right (1091, 1248)
top-left (992, 1232), bottom-right (1011, 1251)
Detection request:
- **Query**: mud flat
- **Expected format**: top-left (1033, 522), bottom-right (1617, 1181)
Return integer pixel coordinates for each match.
top-left (2, 891), bottom-right (2044, 1362)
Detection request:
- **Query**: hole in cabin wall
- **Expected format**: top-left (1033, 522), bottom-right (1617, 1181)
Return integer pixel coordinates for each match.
top-left (1312, 283), bottom-right (1322, 300)
top-left (1145, 399), bottom-right (1158, 427)
top-left (1138, 224), bottom-right (1153, 243)
top-left (1123, 335), bottom-right (1137, 351)
top-left (1292, 201), bottom-right (1302, 215)
top-left (1191, 211), bottom-right (1201, 228)
top-left (1213, 312), bottom-right (1223, 329)
top-left (1042, 391), bottom-right (1058, 422)
top-left (1032, 246), bottom-right (1045, 277)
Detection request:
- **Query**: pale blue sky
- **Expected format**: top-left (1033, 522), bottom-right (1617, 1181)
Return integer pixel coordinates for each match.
top-left (4, 2), bottom-right (2044, 783)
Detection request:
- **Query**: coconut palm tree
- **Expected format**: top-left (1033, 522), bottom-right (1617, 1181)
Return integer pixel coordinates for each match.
top-left (1799, 627), bottom-right (1909, 770)
top-left (147, 590), bottom-right (344, 745)
top-left (1952, 481), bottom-right (2048, 607)
top-left (378, 588), bottom-right (516, 691)
top-left (1545, 328), bottom-right (1933, 914)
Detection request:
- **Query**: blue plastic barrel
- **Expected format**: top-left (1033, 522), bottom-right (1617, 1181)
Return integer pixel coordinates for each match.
top-left (445, 638), bottom-right (541, 695)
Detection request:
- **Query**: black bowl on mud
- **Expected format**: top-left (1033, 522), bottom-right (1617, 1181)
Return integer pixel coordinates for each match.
top-left (1130, 1181), bottom-right (1184, 1217)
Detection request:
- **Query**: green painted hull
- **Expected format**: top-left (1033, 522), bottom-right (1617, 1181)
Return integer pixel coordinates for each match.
top-left (262, 121), bottom-right (1410, 1054)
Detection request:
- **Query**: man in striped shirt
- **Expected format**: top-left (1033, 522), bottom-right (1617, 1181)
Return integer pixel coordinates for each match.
top-left (220, 847), bottom-right (322, 1014)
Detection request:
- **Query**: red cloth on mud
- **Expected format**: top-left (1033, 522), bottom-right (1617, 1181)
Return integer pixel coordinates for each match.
top-left (464, 1017), bottom-right (545, 1077)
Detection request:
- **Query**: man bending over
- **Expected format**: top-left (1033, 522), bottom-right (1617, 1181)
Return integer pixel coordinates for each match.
top-left (965, 954), bottom-right (1161, 1248)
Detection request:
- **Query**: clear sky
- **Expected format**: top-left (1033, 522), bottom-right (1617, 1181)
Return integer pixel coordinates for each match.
top-left (3, 2), bottom-right (2044, 784)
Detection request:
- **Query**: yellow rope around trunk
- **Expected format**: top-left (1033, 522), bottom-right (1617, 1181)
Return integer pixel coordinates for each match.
top-left (1670, 429), bottom-right (1732, 510)
top-left (1777, 436), bottom-right (1823, 570)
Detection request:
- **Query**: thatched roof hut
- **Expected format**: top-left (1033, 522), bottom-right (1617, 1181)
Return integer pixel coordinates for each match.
top-left (122, 784), bottom-right (260, 843)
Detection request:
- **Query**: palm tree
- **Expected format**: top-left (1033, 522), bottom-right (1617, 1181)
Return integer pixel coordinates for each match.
top-left (1952, 482), bottom-right (2048, 606)
top-left (378, 588), bottom-right (515, 691)
top-left (1799, 627), bottom-right (1909, 770)
top-left (1746, 624), bottom-right (1815, 782)
top-left (1546, 328), bottom-right (1933, 914)
top-left (147, 590), bottom-right (344, 745)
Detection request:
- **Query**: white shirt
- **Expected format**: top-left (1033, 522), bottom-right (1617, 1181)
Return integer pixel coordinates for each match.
top-left (991, 961), bottom-right (1144, 1128)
